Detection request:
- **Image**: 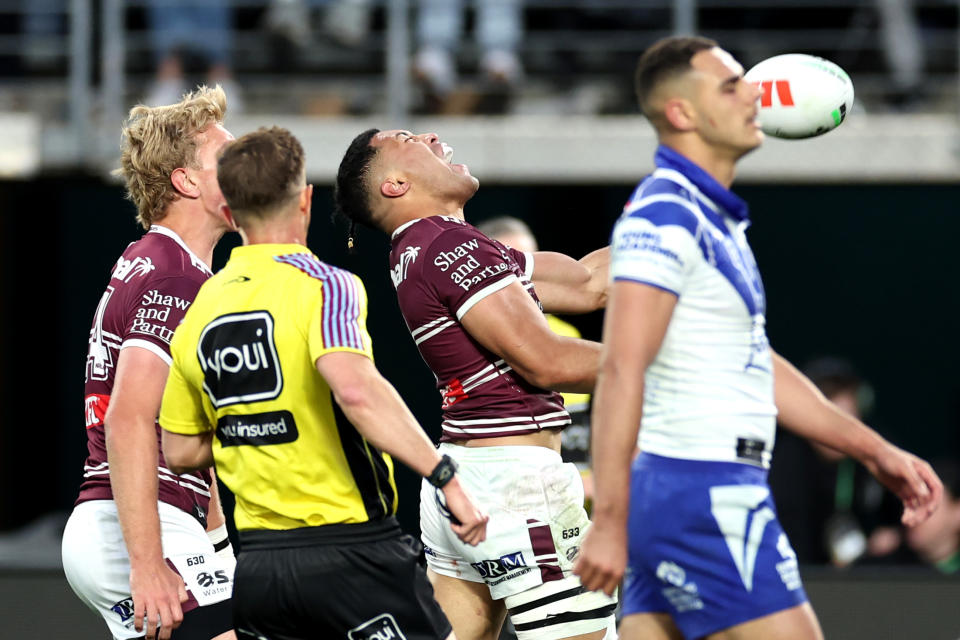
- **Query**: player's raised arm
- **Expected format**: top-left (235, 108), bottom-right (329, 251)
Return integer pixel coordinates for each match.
top-left (459, 279), bottom-right (602, 394)
top-left (772, 351), bottom-right (943, 527)
top-left (528, 247), bottom-right (610, 314)
top-left (316, 351), bottom-right (488, 545)
top-left (574, 280), bottom-right (677, 596)
top-left (473, 215), bottom-right (609, 314)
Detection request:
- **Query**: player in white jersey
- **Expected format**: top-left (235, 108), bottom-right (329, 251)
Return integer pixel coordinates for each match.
top-left (574, 36), bottom-right (943, 640)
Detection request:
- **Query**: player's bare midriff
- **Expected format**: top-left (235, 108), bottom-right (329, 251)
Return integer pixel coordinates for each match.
top-left (449, 427), bottom-right (563, 453)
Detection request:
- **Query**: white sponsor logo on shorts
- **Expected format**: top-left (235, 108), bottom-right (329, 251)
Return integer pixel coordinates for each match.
top-left (471, 551), bottom-right (527, 579)
top-left (775, 533), bottom-right (802, 590)
top-left (109, 597), bottom-right (135, 623)
top-left (656, 560), bottom-right (704, 613)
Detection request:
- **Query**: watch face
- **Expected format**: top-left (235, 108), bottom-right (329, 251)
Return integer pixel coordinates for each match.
top-left (438, 466), bottom-right (454, 483)
top-left (430, 456), bottom-right (457, 487)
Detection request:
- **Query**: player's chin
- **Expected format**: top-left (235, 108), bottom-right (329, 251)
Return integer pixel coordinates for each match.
top-left (464, 172), bottom-right (480, 192)
top-left (450, 162), bottom-right (473, 177)
top-left (737, 131), bottom-right (764, 157)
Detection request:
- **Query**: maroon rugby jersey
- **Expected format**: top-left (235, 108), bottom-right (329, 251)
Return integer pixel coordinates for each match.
top-left (390, 215), bottom-right (570, 441)
top-left (76, 225), bottom-right (212, 521)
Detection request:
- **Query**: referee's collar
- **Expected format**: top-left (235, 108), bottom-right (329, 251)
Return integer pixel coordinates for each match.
top-left (654, 145), bottom-right (750, 223)
top-left (230, 243), bottom-right (313, 260)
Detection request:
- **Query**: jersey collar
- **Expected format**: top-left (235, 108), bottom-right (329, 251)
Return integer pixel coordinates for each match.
top-left (391, 217), bottom-right (424, 242)
top-left (654, 145), bottom-right (750, 223)
top-left (148, 225), bottom-right (213, 275)
top-left (230, 243), bottom-right (313, 260)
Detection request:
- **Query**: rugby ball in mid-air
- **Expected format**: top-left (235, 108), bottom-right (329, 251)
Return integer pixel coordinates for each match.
top-left (744, 53), bottom-right (854, 139)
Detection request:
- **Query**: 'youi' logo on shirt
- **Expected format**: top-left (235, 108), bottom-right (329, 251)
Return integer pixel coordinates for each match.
top-left (198, 311), bottom-right (283, 408)
top-left (348, 613), bottom-right (407, 640)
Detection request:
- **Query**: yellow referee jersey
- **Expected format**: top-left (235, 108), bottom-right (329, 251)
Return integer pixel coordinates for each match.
top-left (160, 244), bottom-right (398, 531)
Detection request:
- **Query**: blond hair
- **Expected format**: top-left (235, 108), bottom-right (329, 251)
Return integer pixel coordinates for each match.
top-left (115, 85), bottom-right (227, 229)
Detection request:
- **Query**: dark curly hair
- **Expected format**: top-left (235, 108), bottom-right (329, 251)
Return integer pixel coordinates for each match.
top-left (333, 128), bottom-right (380, 250)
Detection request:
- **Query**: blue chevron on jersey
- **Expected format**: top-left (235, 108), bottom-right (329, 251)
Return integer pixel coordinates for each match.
top-left (620, 166), bottom-right (765, 317)
top-left (609, 145), bottom-right (776, 468)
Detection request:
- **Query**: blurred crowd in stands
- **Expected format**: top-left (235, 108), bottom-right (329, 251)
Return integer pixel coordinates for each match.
top-left (3, 0), bottom-right (954, 116)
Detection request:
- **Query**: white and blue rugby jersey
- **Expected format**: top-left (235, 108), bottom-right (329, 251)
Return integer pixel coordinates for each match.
top-left (610, 146), bottom-right (777, 467)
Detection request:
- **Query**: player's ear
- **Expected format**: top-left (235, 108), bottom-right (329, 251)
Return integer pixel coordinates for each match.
top-left (171, 167), bottom-right (199, 198)
top-left (380, 178), bottom-right (410, 199)
top-left (301, 184), bottom-right (313, 216)
top-left (663, 97), bottom-right (696, 132)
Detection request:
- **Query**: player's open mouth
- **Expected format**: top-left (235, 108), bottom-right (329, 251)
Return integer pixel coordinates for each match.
top-left (440, 142), bottom-right (469, 173)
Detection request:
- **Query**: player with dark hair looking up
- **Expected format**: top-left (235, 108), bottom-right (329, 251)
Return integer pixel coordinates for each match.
top-left (333, 128), bottom-right (615, 640)
top-left (159, 126), bottom-right (487, 640)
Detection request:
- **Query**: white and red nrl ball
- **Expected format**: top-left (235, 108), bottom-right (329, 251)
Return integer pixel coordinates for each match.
top-left (744, 53), bottom-right (854, 139)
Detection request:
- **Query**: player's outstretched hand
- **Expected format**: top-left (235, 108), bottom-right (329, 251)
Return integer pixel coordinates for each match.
top-left (866, 443), bottom-right (943, 528)
top-left (573, 521), bottom-right (626, 597)
top-left (441, 477), bottom-right (489, 546)
top-left (130, 560), bottom-right (188, 640)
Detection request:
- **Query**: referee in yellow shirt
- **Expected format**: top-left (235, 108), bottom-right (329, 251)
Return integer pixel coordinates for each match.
top-left (159, 126), bottom-right (487, 640)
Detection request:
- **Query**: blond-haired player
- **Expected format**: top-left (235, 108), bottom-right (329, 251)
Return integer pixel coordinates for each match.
top-left (62, 86), bottom-right (237, 640)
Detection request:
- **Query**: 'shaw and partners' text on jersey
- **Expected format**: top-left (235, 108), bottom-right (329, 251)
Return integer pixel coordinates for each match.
top-left (77, 225), bottom-right (213, 520)
top-left (389, 216), bottom-right (570, 441)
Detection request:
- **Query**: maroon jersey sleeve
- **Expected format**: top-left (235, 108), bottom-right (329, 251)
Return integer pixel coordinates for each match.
top-left (78, 229), bottom-right (212, 514)
top-left (422, 226), bottom-right (524, 321)
top-left (505, 246), bottom-right (534, 280)
top-left (121, 275), bottom-right (200, 364)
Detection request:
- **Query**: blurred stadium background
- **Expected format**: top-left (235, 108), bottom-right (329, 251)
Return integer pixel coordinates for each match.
top-left (1, 0), bottom-right (959, 637)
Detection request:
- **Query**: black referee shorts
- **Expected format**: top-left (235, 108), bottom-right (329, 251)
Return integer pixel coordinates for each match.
top-left (234, 518), bottom-right (451, 640)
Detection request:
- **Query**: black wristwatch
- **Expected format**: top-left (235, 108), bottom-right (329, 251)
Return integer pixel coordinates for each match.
top-left (427, 454), bottom-right (458, 488)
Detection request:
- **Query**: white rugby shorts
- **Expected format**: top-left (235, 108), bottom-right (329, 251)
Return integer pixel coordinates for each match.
top-left (421, 444), bottom-right (617, 640)
top-left (61, 500), bottom-right (234, 640)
